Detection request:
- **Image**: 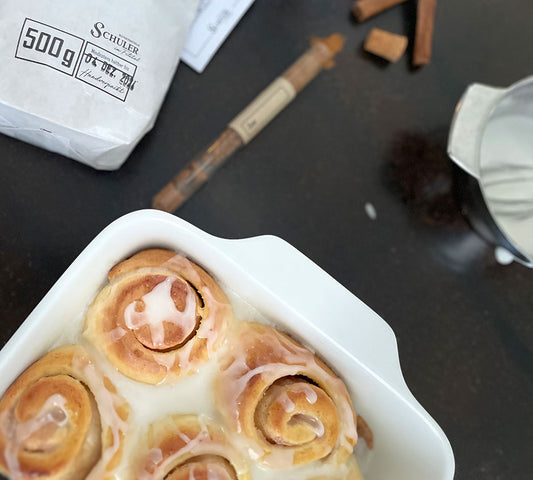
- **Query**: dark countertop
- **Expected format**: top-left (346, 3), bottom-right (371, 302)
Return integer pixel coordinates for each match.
top-left (1, 1), bottom-right (532, 479)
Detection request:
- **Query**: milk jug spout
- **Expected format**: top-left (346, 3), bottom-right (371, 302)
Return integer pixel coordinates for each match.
top-left (447, 83), bottom-right (505, 179)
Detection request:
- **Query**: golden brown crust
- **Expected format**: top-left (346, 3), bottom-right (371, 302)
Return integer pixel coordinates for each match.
top-left (84, 249), bottom-right (233, 384)
top-left (0, 345), bottom-right (129, 480)
top-left (108, 249), bottom-right (177, 280)
top-left (215, 322), bottom-right (358, 470)
top-left (356, 415), bottom-right (374, 450)
top-left (135, 415), bottom-right (251, 480)
top-left (165, 457), bottom-right (236, 480)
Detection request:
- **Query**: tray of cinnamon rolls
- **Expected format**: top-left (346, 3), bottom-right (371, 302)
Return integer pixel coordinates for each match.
top-left (0, 210), bottom-right (454, 480)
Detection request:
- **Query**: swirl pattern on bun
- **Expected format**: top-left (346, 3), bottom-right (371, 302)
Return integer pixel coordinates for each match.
top-left (215, 322), bottom-right (358, 469)
top-left (84, 249), bottom-right (233, 384)
top-left (0, 345), bottom-right (129, 480)
top-left (135, 414), bottom-right (250, 480)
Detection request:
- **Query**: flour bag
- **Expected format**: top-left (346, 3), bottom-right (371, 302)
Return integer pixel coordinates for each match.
top-left (0, 0), bottom-right (198, 169)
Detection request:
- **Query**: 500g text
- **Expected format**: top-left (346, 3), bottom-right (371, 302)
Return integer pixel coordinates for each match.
top-left (22, 27), bottom-right (75, 68)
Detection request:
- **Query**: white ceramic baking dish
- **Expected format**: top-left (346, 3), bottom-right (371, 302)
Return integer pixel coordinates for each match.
top-left (0, 210), bottom-right (454, 480)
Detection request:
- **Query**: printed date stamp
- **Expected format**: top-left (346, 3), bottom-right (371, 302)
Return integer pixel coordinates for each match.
top-left (75, 42), bottom-right (137, 101)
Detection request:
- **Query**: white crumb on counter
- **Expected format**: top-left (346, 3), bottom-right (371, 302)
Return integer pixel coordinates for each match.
top-left (364, 202), bottom-right (377, 220)
top-left (494, 246), bottom-right (514, 265)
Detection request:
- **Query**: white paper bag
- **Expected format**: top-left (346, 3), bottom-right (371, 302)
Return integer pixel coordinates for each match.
top-left (0, 0), bottom-right (198, 170)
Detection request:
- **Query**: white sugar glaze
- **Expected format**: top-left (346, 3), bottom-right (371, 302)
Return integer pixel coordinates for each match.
top-left (298, 385), bottom-right (318, 405)
top-left (276, 383), bottom-right (318, 410)
top-left (251, 459), bottom-right (350, 480)
top-left (12, 272), bottom-right (365, 480)
top-left (278, 391), bottom-right (296, 413)
top-left (137, 418), bottom-right (213, 480)
top-left (1, 394), bottom-right (68, 477)
top-left (124, 277), bottom-right (197, 348)
top-left (75, 356), bottom-right (130, 480)
top-left (291, 415), bottom-right (325, 438)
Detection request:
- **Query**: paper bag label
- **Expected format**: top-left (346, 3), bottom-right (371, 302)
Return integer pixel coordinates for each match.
top-left (76, 42), bottom-right (137, 101)
top-left (14, 18), bottom-right (138, 102)
top-left (15, 18), bottom-right (84, 76)
top-left (229, 77), bottom-right (296, 144)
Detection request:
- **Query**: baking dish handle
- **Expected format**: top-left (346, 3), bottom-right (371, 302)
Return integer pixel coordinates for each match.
top-left (211, 234), bottom-right (413, 398)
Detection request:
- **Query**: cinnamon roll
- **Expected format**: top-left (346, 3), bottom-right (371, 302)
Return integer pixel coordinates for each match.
top-left (84, 249), bottom-right (233, 385)
top-left (0, 345), bottom-right (129, 480)
top-left (135, 415), bottom-right (250, 480)
top-left (215, 322), bottom-right (358, 470)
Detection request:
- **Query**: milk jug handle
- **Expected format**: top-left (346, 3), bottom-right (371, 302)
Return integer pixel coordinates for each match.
top-left (447, 83), bottom-right (505, 179)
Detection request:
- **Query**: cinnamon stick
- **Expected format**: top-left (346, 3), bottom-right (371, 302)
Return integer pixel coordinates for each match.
top-left (352, 0), bottom-right (408, 22)
top-left (364, 28), bottom-right (408, 62)
top-left (152, 34), bottom-right (345, 213)
top-left (413, 0), bottom-right (437, 66)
